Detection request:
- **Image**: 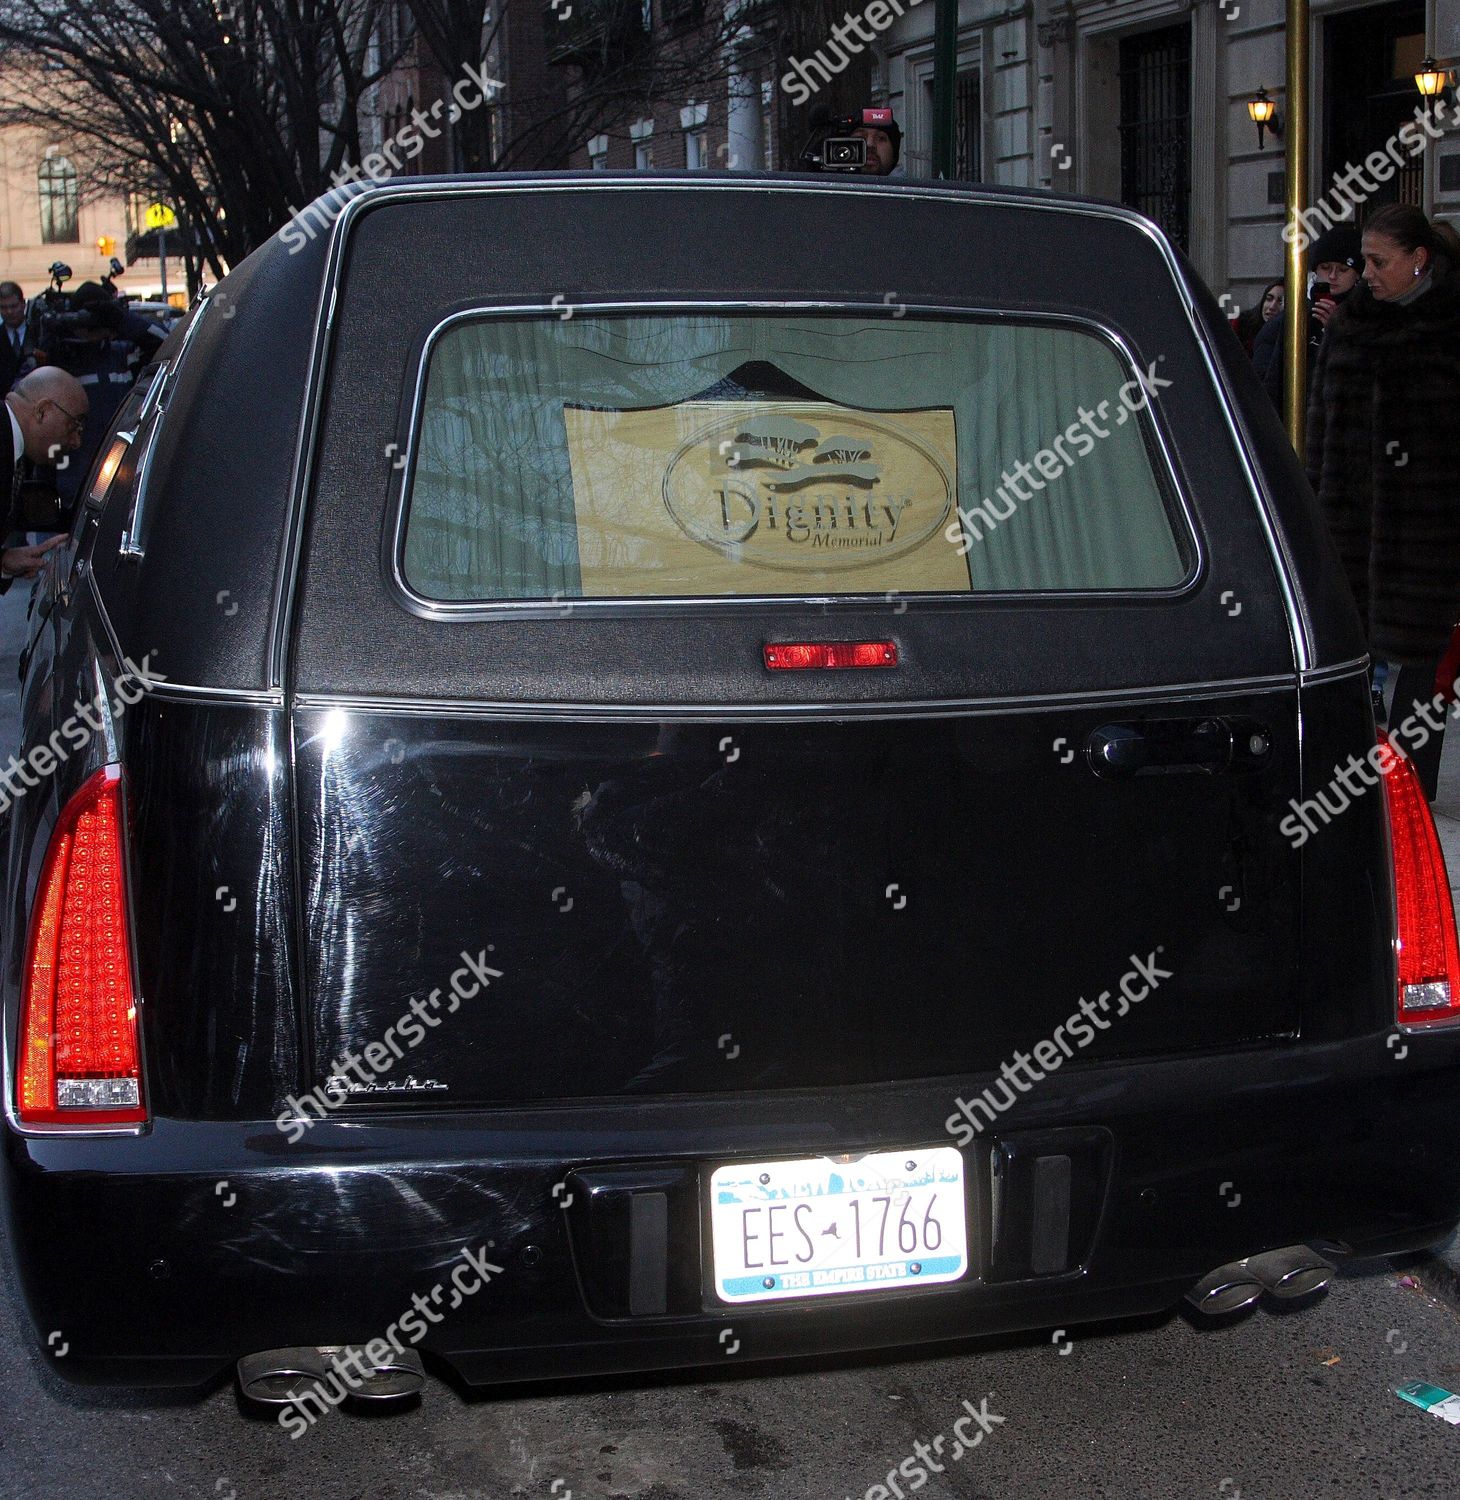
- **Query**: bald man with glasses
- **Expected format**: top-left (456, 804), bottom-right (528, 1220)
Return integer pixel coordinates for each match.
top-left (0, 367), bottom-right (88, 591)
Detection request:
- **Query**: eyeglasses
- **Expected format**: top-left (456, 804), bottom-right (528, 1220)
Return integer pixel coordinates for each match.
top-left (44, 398), bottom-right (86, 437)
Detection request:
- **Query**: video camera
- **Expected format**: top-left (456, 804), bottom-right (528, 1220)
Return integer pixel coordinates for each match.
top-left (799, 106), bottom-right (895, 172)
top-left (30, 260), bottom-right (124, 368)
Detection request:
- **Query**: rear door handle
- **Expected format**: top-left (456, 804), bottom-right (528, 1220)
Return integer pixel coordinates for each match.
top-left (1087, 718), bottom-right (1271, 778)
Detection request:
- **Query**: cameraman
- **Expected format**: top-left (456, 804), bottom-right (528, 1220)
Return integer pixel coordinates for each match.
top-left (854, 115), bottom-right (902, 176)
top-left (802, 106), bottom-right (903, 177)
top-left (30, 280), bottom-right (152, 527)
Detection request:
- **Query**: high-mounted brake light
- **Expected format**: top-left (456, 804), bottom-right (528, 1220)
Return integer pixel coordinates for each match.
top-left (1379, 731), bottom-right (1460, 1027)
top-left (764, 641), bottom-right (898, 671)
top-left (17, 766), bottom-right (146, 1126)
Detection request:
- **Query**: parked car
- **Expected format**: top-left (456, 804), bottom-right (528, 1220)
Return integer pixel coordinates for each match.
top-left (4, 172), bottom-right (1459, 1414)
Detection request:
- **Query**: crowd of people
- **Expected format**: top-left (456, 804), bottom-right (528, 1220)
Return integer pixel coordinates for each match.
top-left (1237, 205), bottom-right (1460, 799)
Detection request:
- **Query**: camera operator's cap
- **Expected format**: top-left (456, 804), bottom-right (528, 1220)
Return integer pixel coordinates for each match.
top-left (1309, 224), bottom-right (1361, 269)
top-left (855, 107), bottom-right (901, 167)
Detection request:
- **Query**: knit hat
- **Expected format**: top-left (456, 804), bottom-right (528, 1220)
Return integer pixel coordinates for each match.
top-left (1309, 224), bottom-right (1362, 270)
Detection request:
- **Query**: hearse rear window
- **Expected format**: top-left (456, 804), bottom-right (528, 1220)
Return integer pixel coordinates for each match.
top-left (399, 314), bottom-right (1188, 602)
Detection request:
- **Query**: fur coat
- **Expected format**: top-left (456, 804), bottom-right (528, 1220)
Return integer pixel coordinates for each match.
top-left (1306, 265), bottom-right (1460, 664)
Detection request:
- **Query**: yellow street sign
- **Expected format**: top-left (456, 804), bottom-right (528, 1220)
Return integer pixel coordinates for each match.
top-left (144, 202), bottom-right (177, 231)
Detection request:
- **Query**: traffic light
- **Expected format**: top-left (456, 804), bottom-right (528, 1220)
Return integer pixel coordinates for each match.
top-left (95, 235), bottom-right (116, 257)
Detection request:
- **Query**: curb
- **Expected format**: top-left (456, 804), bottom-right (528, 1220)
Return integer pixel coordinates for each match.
top-left (1400, 1231), bottom-right (1460, 1312)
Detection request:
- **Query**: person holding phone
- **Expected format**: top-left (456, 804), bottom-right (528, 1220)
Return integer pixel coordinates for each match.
top-left (1252, 225), bottom-right (1361, 408)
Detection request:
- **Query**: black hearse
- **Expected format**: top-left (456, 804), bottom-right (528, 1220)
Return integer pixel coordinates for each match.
top-left (4, 173), bottom-right (1459, 1409)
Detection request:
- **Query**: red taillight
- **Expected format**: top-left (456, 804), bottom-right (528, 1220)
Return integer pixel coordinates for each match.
top-left (17, 766), bottom-right (145, 1127)
top-left (1379, 731), bottom-right (1460, 1027)
top-left (764, 641), bottom-right (898, 671)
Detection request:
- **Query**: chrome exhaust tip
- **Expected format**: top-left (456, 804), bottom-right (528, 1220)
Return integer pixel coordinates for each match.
top-left (236, 1346), bottom-right (328, 1405)
top-left (320, 1344), bottom-right (425, 1403)
top-left (1246, 1244), bottom-right (1334, 1301)
top-left (1185, 1261), bottom-right (1265, 1317)
top-left (237, 1345), bottom-right (426, 1407)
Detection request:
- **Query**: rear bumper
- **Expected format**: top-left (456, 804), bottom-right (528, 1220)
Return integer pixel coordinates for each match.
top-left (5, 1031), bottom-right (1460, 1390)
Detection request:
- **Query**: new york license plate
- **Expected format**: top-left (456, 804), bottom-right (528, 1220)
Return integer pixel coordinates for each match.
top-left (709, 1146), bottom-right (968, 1304)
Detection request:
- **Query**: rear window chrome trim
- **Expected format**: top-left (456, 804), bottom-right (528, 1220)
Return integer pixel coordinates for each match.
top-left (384, 300), bottom-right (1204, 621)
top-left (1299, 655), bottom-right (1370, 687)
top-left (291, 672), bottom-right (1297, 723)
top-left (119, 299), bottom-right (213, 563)
top-left (145, 682), bottom-right (286, 708)
top-left (1171, 281), bottom-right (1308, 676)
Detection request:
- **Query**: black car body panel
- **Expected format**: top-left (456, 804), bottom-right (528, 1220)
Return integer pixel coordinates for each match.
top-left (3, 173), bottom-right (1455, 1393)
top-left (292, 699), bottom-right (1302, 1106)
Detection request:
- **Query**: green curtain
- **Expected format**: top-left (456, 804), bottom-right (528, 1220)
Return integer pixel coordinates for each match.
top-left (403, 314), bottom-right (1185, 600)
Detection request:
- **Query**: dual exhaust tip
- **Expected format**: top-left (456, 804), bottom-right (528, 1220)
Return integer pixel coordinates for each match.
top-left (237, 1345), bottom-right (425, 1407)
top-left (1186, 1244), bottom-right (1335, 1318)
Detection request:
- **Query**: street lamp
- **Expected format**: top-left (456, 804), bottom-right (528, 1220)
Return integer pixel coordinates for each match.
top-left (1248, 88), bottom-right (1282, 150)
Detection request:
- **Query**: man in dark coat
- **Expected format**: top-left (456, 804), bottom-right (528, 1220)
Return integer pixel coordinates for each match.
top-left (0, 282), bottom-right (33, 394)
top-left (0, 366), bottom-right (88, 592)
top-left (1306, 214), bottom-right (1460, 797)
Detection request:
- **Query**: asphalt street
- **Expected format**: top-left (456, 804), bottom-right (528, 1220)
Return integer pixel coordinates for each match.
top-left (1, 582), bottom-right (1460, 1499)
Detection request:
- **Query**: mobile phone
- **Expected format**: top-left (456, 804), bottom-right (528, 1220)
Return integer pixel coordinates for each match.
top-left (1312, 280), bottom-right (1331, 301)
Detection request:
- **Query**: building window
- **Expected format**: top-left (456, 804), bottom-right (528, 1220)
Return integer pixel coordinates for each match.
top-left (39, 154), bottom-right (79, 244)
top-left (589, 133), bottom-right (609, 170)
top-left (680, 101), bottom-right (709, 169)
top-left (126, 191), bottom-right (149, 240)
top-left (1118, 24), bottom-right (1191, 251)
top-left (923, 71), bottom-right (982, 180)
top-left (631, 117), bottom-right (654, 170)
top-left (954, 70), bottom-right (981, 180)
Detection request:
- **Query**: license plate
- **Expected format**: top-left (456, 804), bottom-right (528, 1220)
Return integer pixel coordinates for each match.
top-left (709, 1146), bottom-right (968, 1304)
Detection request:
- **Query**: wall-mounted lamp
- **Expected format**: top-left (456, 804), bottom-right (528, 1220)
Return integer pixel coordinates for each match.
top-left (1248, 88), bottom-right (1282, 150)
top-left (1414, 56), bottom-right (1457, 106)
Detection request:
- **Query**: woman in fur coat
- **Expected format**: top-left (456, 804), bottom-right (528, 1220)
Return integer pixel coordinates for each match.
top-left (1307, 204), bottom-right (1460, 799)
